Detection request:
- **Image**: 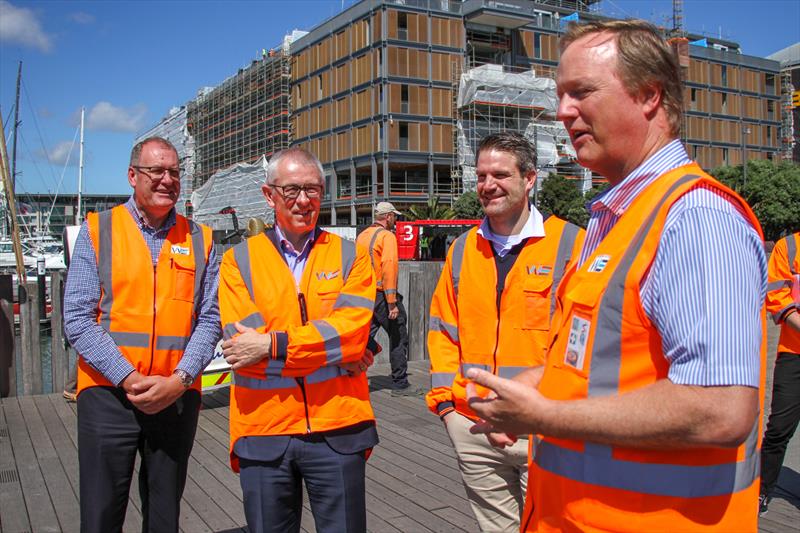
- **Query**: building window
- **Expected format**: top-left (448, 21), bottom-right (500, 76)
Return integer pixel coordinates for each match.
top-left (398, 12), bottom-right (408, 40)
top-left (534, 33), bottom-right (541, 59)
top-left (767, 125), bottom-right (772, 143)
top-left (541, 12), bottom-right (552, 29)
top-left (399, 122), bottom-right (409, 150)
top-left (767, 100), bottom-right (775, 120)
top-left (722, 147), bottom-right (729, 165)
top-left (721, 92), bottom-right (728, 114)
top-left (766, 73), bottom-right (775, 95)
top-left (317, 75), bottom-right (323, 100)
top-left (297, 84), bottom-right (302, 107)
top-left (721, 65), bottom-right (727, 86)
top-left (690, 88), bottom-right (697, 110)
top-left (401, 84), bottom-right (409, 113)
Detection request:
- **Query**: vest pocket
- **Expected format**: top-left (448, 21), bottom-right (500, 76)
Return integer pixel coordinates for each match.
top-left (316, 289), bottom-right (339, 316)
top-left (172, 257), bottom-right (196, 302)
top-left (522, 276), bottom-right (552, 330)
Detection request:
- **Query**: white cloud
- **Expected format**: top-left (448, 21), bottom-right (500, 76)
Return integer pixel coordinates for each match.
top-left (69, 12), bottom-right (94, 25)
top-left (85, 101), bottom-right (148, 133)
top-left (0, 1), bottom-right (52, 52)
top-left (39, 140), bottom-right (79, 166)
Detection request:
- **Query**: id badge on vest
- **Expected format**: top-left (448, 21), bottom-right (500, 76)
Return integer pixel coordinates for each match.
top-left (564, 314), bottom-right (590, 372)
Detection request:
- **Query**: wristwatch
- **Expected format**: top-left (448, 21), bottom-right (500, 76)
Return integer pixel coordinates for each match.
top-left (173, 369), bottom-right (194, 389)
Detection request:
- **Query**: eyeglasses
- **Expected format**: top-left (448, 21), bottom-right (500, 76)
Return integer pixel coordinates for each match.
top-left (133, 166), bottom-right (183, 180)
top-left (268, 183), bottom-right (324, 199)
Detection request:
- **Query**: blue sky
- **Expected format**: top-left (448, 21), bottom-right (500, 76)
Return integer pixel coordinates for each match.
top-left (1, 0), bottom-right (798, 197)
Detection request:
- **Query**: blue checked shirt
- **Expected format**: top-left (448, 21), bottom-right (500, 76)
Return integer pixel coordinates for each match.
top-left (63, 197), bottom-right (220, 386)
top-left (580, 140), bottom-right (767, 387)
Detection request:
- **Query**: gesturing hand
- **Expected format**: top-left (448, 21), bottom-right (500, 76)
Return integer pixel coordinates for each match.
top-left (340, 349), bottom-right (375, 376)
top-left (222, 322), bottom-right (271, 370)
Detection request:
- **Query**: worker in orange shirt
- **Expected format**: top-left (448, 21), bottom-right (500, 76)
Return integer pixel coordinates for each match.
top-left (357, 202), bottom-right (422, 396)
top-left (426, 131), bottom-right (583, 532)
top-left (760, 231), bottom-right (800, 514)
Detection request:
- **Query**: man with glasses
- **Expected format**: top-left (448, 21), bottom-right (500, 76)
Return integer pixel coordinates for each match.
top-left (64, 136), bottom-right (220, 531)
top-left (357, 201), bottom-right (421, 396)
top-left (219, 147), bottom-right (378, 532)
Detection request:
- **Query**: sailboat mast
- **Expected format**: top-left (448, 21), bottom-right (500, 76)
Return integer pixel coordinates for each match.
top-left (10, 61), bottom-right (21, 192)
top-left (77, 106), bottom-right (84, 225)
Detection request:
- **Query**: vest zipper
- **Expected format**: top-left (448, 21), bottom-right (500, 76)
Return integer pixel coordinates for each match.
top-left (297, 291), bottom-right (312, 433)
top-left (492, 284), bottom-right (502, 374)
top-left (149, 264), bottom-right (157, 375)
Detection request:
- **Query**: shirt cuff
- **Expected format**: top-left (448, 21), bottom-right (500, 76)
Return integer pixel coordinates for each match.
top-left (437, 401), bottom-right (455, 419)
top-left (272, 331), bottom-right (288, 361)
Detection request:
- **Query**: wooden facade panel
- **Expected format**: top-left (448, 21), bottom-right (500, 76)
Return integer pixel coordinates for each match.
top-left (353, 124), bottom-right (376, 157)
top-left (334, 30), bottom-right (348, 61)
top-left (541, 34), bottom-right (558, 61)
top-left (432, 124), bottom-right (452, 154)
top-left (352, 52), bottom-right (373, 86)
top-left (410, 86), bottom-right (428, 115)
top-left (432, 88), bottom-right (451, 118)
top-left (388, 121), bottom-right (399, 150)
top-left (388, 84), bottom-right (401, 113)
top-left (353, 88), bottom-right (372, 122)
top-left (387, 9), bottom-right (398, 40)
top-left (336, 130), bottom-right (350, 160)
top-left (728, 66), bottom-right (740, 90)
top-left (431, 17), bottom-right (463, 48)
top-left (373, 11), bottom-right (382, 43)
top-left (431, 52), bottom-right (459, 81)
top-left (688, 59), bottom-right (708, 84)
top-left (352, 18), bottom-right (369, 52)
top-left (520, 31), bottom-right (534, 59)
top-left (335, 63), bottom-right (349, 94)
top-left (335, 97), bottom-right (349, 128)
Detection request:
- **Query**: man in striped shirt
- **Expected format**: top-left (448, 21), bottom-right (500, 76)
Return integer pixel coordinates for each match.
top-left (464, 20), bottom-right (767, 531)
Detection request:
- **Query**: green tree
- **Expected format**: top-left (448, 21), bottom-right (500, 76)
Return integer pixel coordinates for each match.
top-left (452, 191), bottom-right (483, 219)
top-left (710, 159), bottom-right (800, 241)
top-left (405, 196), bottom-right (455, 221)
top-left (537, 173), bottom-right (588, 227)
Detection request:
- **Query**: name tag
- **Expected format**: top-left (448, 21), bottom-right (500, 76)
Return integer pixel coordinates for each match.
top-left (171, 245), bottom-right (190, 256)
top-left (564, 315), bottom-right (590, 371)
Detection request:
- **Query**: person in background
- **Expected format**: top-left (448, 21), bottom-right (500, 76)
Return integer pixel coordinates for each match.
top-left (357, 201), bottom-right (422, 396)
top-left (426, 131), bottom-right (583, 532)
top-left (759, 230), bottom-right (800, 514)
top-left (465, 20), bottom-right (767, 532)
top-left (64, 136), bottom-right (219, 532)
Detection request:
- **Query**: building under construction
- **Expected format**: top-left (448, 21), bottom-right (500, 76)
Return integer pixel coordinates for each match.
top-left (187, 48), bottom-right (292, 190)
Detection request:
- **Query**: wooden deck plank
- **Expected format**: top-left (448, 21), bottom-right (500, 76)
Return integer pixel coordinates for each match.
top-left (0, 400), bottom-right (31, 533)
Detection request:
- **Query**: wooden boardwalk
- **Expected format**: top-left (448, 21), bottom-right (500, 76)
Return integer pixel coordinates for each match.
top-left (2, 360), bottom-right (799, 533)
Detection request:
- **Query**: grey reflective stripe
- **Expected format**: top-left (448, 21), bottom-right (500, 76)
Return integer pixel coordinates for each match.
top-left (767, 280), bottom-right (791, 292)
top-left (341, 237), bottom-right (356, 282)
top-left (367, 227), bottom-right (386, 275)
top-left (97, 210), bottom-right (114, 331)
top-left (233, 371), bottom-right (297, 390)
top-left (109, 331), bottom-right (150, 348)
top-left (311, 319), bottom-right (343, 365)
top-left (535, 430), bottom-right (759, 497)
top-left (156, 335), bottom-right (190, 351)
top-left (460, 362), bottom-right (491, 374)
top-left (189, 221), bottom-right (207, 328)
top-left (429, 316), bottom-right (459, 342)
top-left (786, 234), bottom-right (797, 275)
top-left (223, 311), bottom-right (266, 340)
top-left (431, 372), bottom-right (456, 388)
top-left (551, 222), bottom-right (580, 317)
top-left (333, 293), bottom-right (374, 310)
top-left (451, 232), bottom-right (469, 301)
top-left (497, 366), bottom-right (529, 379)
top-left (306, 365), bottom-right (347, 384)
top-left (588, 174), bottom-right (700, 398)
top-left (233, 240), bottom-right (255, 302)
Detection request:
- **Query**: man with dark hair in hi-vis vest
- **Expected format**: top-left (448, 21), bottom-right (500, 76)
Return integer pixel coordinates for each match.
top-left (464, 20), bottom-right (768, 532)
top-left (426, 131), bottom-right (583, 532)
top-left (64, 136), bottom-right (220, 532)
top-left (219, 147), bottom-right (377, 533)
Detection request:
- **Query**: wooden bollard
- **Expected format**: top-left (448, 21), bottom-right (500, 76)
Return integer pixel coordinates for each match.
top-left (0, 274), bottom-right (14, 397)
top-left (50, 271), bottom-right (68, 394)
top-left (19, 280), bottom-right (42, 395)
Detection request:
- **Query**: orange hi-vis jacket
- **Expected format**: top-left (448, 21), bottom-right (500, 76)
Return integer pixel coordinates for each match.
top-left (77, 205), bottom-right (213, 394)
top-left (219, 228), bottom-right (376, 471)
top-left (426, 215), bottom-right (584, 420)
top-left (356, 224), bottom-right (399, 304)
top-left (766, 232), bottom-right (800, 355)
top-left (527, 165), bottom-right (766, 533)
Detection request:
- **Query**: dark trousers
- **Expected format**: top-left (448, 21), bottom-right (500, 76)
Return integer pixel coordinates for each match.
top-left (77, 386), bottom-right (201, 533)
top-left (239, 436), bottom-right (367, 533)
top-left (369, 290), bottom-right (409, 388)
top-left (760, 352), bottom-right (800, 496)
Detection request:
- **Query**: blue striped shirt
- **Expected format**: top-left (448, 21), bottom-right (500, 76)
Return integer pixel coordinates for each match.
top-left (581, 140), bottom-right (766, 387)
top-left (63, 197), bottom-right (220, 386)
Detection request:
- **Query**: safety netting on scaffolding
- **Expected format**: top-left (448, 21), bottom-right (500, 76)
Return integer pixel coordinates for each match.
top-left (190, 156), bottom-right (274, 230)
top-left (135, 106), bottom-right (196, 216)
top-left (455, 64), bottom-right (581, 191)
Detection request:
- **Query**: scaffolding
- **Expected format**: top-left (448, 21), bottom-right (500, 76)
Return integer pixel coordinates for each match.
top-left (780, 70), bottom-right (795, 160)
top-left (452, 62), bottom-right (588, 193)
top-left (187, 48), bottom-right (291, 191)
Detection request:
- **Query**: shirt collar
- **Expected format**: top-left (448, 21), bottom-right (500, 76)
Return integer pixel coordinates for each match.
top-left (125, 196), bottom-right (176, 232)
top-left (477, 204), bottom-right (545, 255)
top-left (274, 224), bottom-right (316, 256)
top-left (587, 139), bottom-right (691, 217)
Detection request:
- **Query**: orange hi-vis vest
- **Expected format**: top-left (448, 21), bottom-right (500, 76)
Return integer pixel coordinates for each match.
top-left (526, 165), bottom-right (766, 532)
top-left (77, 205), bottom-right (213, 394)
top-left (219, 229), bottom-right (376, 471)
top-left (426, 216), bottom-right (584, 420)
top-left (766, 232), bottom-right (800, 354)
top-left (356, 225), bottom-right (399, 303)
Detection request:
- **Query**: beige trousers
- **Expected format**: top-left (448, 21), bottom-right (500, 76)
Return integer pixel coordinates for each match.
top-left (444, 412), bottom-right (529, 533)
